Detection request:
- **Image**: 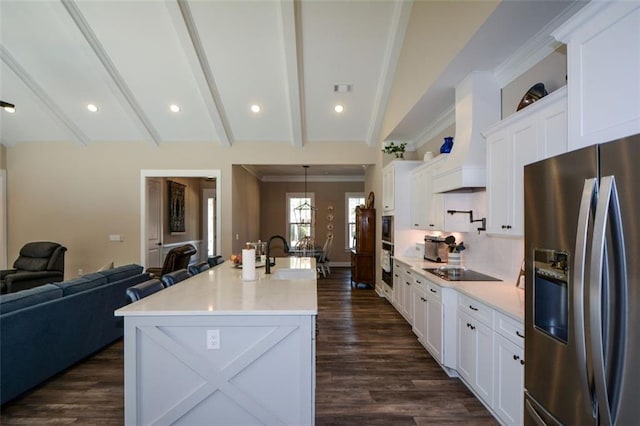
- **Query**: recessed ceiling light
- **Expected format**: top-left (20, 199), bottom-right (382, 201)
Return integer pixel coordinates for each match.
top-left (334, 104), bottom-right (344, 113)
top-left (87, 104), bottom-right (99, 112)
top-left (1, 100), bottom-right (16, 113)
top-left (170, 104), bottom-right (181, 113)
top-left (251, 104), bottom-right (261, 113)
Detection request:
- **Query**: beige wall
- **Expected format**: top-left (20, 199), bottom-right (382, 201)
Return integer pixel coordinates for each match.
top-left (502, 45), bottom-right (567, 119)
top-left (0, 144), bottom-right (5, 169)
top-left (4, 140), bottom-right (377, 278)
top-left (259, 180), bottom-right (365, 263)
top-left (381, 1), bottom-right (499, 141)
top-left (231, 166), bottom-right (261, 254)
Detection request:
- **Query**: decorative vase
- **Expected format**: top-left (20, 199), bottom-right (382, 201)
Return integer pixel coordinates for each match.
top-left (440, 136), bottom-right (454, 154)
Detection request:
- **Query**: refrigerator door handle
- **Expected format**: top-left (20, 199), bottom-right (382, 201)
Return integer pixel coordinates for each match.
top-left (590, 175), bottom-right (627, 426)
top-left (574, 178), bottom-right (597, 415)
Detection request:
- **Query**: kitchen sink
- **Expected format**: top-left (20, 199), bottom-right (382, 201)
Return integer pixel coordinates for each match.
top-left (271, 269), bottom-right (317, 280)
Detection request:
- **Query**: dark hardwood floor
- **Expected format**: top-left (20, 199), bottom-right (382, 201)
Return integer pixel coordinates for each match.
top-left (1, 267), bottom-right (497, 425)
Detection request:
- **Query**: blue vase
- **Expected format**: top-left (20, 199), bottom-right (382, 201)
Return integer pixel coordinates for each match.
top-left (440, 136), bottom-right (454, 154)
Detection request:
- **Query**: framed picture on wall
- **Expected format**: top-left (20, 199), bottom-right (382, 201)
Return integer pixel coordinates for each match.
top-left (168, 180), bottom-right (186, 233)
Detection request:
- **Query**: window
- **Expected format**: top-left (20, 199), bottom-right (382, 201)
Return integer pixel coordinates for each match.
top-left (346, 193), bottom-right (365, 250)
top-left (287, 192), bottom-right (315, 247)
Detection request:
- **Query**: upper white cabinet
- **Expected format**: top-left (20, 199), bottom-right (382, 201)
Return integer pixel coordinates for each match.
top-left (410, 157), bottom-right (471, 232)
top-left (484, 87), bottom-right (568, 236)
top-left (553, 1), bottom-right (640, 150)
top-left (382, 161), bottom-right (422, 214)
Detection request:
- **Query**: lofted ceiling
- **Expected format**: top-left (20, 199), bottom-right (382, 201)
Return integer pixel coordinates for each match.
top-left (0, 0), bottom-right (585, 156)
top-left (0, 0), bottom-right (409, 147)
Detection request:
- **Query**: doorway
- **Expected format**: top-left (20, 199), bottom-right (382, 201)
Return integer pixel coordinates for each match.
top-left (0, 170), bottom-right (6, 269)
top-left (202, 187), bottom-right (217, 258)
top-left (140, 169), bottom-right (221, 268)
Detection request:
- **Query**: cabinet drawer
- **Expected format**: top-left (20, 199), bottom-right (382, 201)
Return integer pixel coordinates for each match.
top-left (425, 282), bottom-right (442, 302)
top-left (495, 311), bottom-right (524, 347)
top-left (458, 294), bottom-right (494, 326)
top-left (412, 274), bottom-right (426, 293)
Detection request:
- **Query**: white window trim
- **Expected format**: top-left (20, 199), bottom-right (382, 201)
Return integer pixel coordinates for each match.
top-left (345, 192), bottom-right (365, 250)
top-left (286, 192), bottom-right (316, 245)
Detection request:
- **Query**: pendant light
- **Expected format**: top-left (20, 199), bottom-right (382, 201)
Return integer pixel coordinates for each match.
top-left (294, 165), bottom-right (316, 235)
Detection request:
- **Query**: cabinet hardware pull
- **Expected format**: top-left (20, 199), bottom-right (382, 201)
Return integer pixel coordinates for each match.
top-left (466, 323), bottom-right (471, 328)
top-left (430, 289), bottom-right (437, 293)
top-left (513, 355), bottom-right (520, 361)
top-left (470, 325), bottom-right (476, 330)
top-left (469, 305), bottom-right (478, 311)
top-left (520, 360), bottom-right (525, 365)
top-left (516, 331), bottom-right (525, 338)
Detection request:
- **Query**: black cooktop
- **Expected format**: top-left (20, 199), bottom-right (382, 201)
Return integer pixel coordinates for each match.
top-left (423, 267), bottom-right (501, 282)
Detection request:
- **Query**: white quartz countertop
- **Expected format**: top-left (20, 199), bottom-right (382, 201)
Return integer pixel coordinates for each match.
top-left (393, 256), bottom-right (525, 322)
top-left (115, 257), bottom-right (318, 317)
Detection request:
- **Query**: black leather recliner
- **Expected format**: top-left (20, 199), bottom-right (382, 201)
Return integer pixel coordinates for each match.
top-left (146, 244), bottom-right (196, 279)
top-left (0, 242), bottom-right (67, 294)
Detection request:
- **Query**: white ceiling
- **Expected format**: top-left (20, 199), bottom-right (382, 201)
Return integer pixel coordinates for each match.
top-left (0, 0), bottom-right (585, 162)
top-left (0, 0), bottom-right (408, 147)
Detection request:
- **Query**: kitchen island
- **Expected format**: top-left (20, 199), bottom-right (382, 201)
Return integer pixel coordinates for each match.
top-left (115, 257), bottom-right (317, 426)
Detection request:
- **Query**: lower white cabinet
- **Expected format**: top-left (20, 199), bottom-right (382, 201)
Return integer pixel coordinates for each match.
top-left (401, 268), bottom-right (414, 324)
top-left (457, 308), bottom-right (494, 405)
top-left (392, 261), bottom-right (404, 311)
top-left (412, 276), bottom-right (426, 342)
top-left (493, 312), bottom-right (525, 425)
top-left (424, 282), bottom-right (443, 363)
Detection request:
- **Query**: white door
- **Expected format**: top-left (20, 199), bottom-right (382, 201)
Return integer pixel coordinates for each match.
top-left (201, 188), bottom-right (216, 258)
top-left (146, 179), bottom-right (162, 268)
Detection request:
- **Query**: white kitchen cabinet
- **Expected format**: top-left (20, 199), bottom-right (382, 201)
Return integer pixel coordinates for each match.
top-left (424, 282), bottom-right (443, 363)
top-left (410, 157), bottom-right (471, 232)
top-left (493, 312), bottom-right (525, 425)
top-left (457, 295), bottom-right (494, 405)
top-left (382, 166), bottom-right (395, 212)
top-left (392, 260), bottom-right (404, 312)
top-left (401, 267), bottom-right (414, 324)
top-left (484, 87), bottom-right (567, 237)
top-left (553, 1), bottom-right (640, 151)
top-left (411, 275), bottom-right (426, 342)
top-left (382, 160), bottom-right (422, 214)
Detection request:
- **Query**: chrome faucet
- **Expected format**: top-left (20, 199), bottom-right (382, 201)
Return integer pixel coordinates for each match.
top-left (265, 235), bottom-right (290, 274)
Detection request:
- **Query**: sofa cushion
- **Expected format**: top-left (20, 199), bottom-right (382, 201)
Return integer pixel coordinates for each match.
top-left (54, 273), bottom-right (108, 296)
top-left (0, 284), bottom-right (63, 314)
top-left (97, 264), bottom-right (143, 283)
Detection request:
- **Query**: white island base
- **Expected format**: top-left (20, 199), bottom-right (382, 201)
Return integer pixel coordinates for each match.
top-left (116, 258), bottom-right (317, 425)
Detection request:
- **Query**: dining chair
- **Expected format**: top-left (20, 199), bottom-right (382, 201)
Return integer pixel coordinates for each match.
top-left (316, 235), bottom-right (334, 278)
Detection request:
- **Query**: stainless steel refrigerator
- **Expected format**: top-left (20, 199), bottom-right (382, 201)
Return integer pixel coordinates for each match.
top-left (523, 134), bottom-right (640, 425)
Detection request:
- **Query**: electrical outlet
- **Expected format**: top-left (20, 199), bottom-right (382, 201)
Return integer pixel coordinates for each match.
top-left (206, 329), bottom-right (220, 350)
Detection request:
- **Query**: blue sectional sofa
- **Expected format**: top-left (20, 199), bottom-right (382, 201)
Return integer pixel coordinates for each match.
top-left (0, 264), bottom-right (150, 405)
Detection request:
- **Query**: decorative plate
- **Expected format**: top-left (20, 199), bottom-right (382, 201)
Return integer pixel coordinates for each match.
top-left (516, 82), bottom-right (548, 111)
top-left (326, 214), bottom-right (334, 222)
top-left (327, 205), bottom-right (334, 212)
top-left (327, 223), bottom-right (334, 231)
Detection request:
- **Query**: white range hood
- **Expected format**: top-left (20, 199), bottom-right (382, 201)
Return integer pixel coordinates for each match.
top-left (433, 72), bottom-right (500, 193)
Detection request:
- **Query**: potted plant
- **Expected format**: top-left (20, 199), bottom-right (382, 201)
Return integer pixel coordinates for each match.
top-left (381, 141), bottom-right (407, 159)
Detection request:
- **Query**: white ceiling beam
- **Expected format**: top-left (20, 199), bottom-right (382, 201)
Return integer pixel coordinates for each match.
top-left (167, 0), bottom-right (232, 147)
top-left (61, 0), bottom-right (161, 146)
top-left (366, 0), bottom-right (413, 147)
top-left (0, 46), bottom-right (90, 146)
top-left (279, 0), bottom-right (305, 148)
